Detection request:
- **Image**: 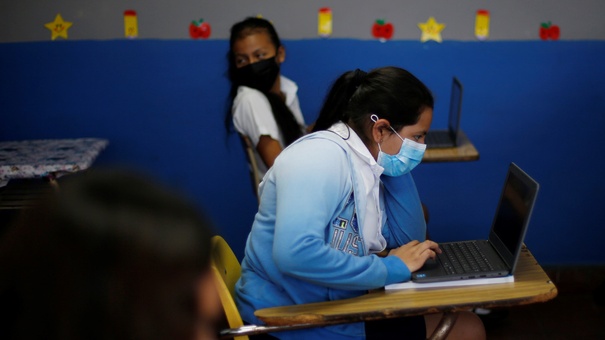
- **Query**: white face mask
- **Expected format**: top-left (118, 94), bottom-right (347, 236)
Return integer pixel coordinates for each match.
top-left (372, 114), bottom-right (426, 177)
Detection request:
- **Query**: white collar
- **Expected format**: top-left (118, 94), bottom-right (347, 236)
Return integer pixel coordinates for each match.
top-left (329, 122), bottom-right (384, 177)
top-left (328, 121), bottom-right (386, 254)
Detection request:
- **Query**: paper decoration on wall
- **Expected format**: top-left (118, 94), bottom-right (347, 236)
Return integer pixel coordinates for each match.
top-left (44, 14), bottom-right (72, 40)
top-left (540, 22), bottom-right (560, 40)
top-left (418, 17), bottom-right (445, 43)
top-left (124, 10), bottom-right (138, 39)
top-left (318, 7), bottom-right (332, 37)
top-left (371, 19), bottom-right (394, 42)
top-left (475, 10), bottom-right (490, 40)
top-left (189, 19), bottom-right (211, 39)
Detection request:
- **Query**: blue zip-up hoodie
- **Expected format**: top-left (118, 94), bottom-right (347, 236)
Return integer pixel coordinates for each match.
top-left (235, 130), bottom-right (427, 339)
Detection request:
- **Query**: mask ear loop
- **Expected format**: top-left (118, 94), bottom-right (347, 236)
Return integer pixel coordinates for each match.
top-left (372, 114), bottom-right (404, 142)
top-left (370, 114), bottom-right (384, 152)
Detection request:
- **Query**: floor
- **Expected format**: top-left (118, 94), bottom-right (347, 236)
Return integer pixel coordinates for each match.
top-left (483, 266), bottom-right (605, 339)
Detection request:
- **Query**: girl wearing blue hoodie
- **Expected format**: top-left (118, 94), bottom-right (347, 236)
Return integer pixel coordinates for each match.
top-left (235, 67), bottom-right (485, 339)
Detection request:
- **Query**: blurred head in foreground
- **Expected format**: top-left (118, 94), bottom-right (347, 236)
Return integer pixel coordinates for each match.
top-left (0, 169), bottom-right (219, 340)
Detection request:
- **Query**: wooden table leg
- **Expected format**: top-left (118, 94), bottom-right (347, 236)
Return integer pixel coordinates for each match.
top-left (428, 312), bottom-right (459, 340)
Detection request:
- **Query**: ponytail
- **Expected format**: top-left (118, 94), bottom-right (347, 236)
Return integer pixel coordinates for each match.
top-left (312, 69), bottom-right (367, 132)
top-left (264, 92), bottom-right (304, 145)
top-left (313, 66), bottom-right (433, 140)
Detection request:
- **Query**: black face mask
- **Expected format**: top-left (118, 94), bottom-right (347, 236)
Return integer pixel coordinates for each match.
top-left (234, 57), bottom-right (280, 93)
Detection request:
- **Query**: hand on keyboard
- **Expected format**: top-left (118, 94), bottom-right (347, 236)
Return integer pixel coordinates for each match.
top-left (388, 240), bottom-right (442, 272)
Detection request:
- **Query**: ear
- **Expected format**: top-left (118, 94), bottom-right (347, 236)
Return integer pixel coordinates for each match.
top-left (276, 45), bottom-right (286, 63)
top-left (371, 118), bottom-right (391, 143)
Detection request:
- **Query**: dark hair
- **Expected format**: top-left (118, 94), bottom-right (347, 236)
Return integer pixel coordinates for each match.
top-left (312, 66), bottom-right (434, 143)
top-left (228, 17), bottom-right (282, 80)
top-left (0, 169), bottom-right (214, 340)
top-left (225, 17), bottom-right (303, 146)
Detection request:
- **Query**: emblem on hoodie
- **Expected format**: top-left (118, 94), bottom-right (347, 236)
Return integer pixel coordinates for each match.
top-left (330, 216), bottom-right (362, 256)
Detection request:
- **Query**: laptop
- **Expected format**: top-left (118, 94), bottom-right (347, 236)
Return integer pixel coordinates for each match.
top-left (425, 77), bottom-right (463, 149)
top-left (412, 163), bottom-right (540, 283)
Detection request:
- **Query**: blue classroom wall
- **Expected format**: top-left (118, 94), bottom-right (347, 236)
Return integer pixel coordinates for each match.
top-left (1, 39), bottom-right (604, 266)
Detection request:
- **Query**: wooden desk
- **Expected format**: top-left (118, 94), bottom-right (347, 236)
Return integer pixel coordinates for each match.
top-left (255, 247), bottom-right (556, 331)
top-left (424, 131), bottom-right (479, 163)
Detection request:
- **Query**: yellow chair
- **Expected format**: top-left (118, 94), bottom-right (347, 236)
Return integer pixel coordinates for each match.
top-left (212, 266), bottom-right (249, 340)
top-left (211, 235), bottom-right (249, 340)
top-left (211, 235), bottom-right (313, 339)
top-left (212, 235), bottom-right (242, 300)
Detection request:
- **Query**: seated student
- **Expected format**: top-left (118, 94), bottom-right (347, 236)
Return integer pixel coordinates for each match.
top-left (0, 169), bottom-right (220, 340)
top-left (226, 17), bottom-right (307, 178)
top-left (235, 67), bottom-right (485, 339)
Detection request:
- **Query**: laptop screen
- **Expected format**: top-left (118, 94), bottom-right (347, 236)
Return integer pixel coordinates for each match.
top-left (489, 163), bottom-right (540, 269)
top-left (447, 77), bottom-right (463, 142)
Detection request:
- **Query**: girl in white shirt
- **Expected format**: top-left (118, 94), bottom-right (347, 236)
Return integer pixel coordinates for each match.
top-left (226, 17), bottom-right (306, 178)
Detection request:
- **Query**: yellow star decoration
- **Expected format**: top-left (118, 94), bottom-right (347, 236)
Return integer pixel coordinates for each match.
top-left (418, 17), bottom-right (445, 43)
top-left (45, 14), bottom-right (73, 40)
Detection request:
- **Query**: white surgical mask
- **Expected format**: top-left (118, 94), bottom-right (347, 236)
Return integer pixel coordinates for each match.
top-left (371, 114), bottom-right (426, 177)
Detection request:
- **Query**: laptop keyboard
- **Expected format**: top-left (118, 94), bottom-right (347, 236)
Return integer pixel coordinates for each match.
top-left (425, 131), bottom-right (453, 148)
top-left (437, 241), bottom-right (495, 275)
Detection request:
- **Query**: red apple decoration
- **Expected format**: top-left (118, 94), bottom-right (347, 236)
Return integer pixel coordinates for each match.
top-left (372, 19), bottom-right (394, 40)
top-left (189, 18), bottom-right (211, 39)
top-left (540, 22), bottom-right (560, 40)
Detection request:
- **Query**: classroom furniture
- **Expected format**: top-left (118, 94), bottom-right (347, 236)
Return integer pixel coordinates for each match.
top-left (239, 134), bottom-right (261, 202)
top-left (210, 235), bottom-right (247, 340)
top-left (0, 138), bottom-right (109, 187)
top-left (212, 235), bottom-right (243, 300)
top-left (254, 246), bottom-right (556, 339)
top-left (211, 235), bottom-right (315, 339)
top-left (0, 138), bottom-right (108, 214)
top-left (423, 131), bottom-right (479, 163)
top-left (212, 266), bottom-right (249, 340)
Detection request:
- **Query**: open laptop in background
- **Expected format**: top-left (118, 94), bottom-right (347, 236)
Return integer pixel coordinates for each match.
top-left (425, 77), bottom-right (463, 149)
top-left (412, 163), bottom-right (539, 283)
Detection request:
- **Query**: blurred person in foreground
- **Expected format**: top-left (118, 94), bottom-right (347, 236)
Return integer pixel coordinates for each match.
top-left (0, 169), bottom-right (220, 340)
